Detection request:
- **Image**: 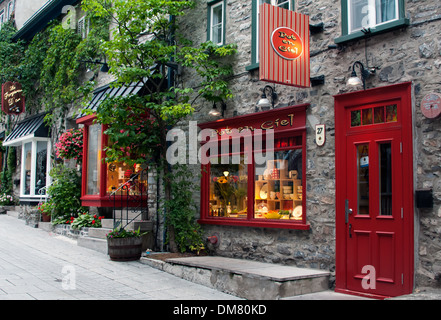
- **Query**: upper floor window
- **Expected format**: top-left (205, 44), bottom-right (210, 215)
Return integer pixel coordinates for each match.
top-left (246, 0), bottom-right (294, 71)
top-left (0, 10), bottom-right (5, 29)
top-left (7, 0), bottom-right (15, 20)
top-left (335, 0), bottom-right (408, 44)
top-left (77, 16), bottom-right (89, 39)
top-left (207, 0), bottom-right (225, 45)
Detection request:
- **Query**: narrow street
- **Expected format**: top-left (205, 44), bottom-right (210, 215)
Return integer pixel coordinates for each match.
top-left (0, 214), bottom-right (240, 300)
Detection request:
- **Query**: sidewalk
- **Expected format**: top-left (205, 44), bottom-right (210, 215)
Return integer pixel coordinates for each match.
top-left (0, 214), bottom-right (241, 300)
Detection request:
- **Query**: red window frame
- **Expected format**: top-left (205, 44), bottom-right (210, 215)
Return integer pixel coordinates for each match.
top-left (76, 114), bottom-right (146, 207)
top-left (198, 104), bottom-right (310, 230)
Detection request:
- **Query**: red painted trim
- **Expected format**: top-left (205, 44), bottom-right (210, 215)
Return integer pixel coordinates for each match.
top-left (334, 82), bottom-right (414, 296)
top-left (198, 218), bottom-right (310, 230)
top-left (76, 114), bottom-right (96, 125)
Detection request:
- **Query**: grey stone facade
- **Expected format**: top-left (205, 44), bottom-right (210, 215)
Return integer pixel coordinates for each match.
top-left (177, 0), bottom-right (441, 290)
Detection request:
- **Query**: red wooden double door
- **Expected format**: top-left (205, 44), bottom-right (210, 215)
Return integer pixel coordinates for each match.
top-left (334, 83), bottom-right (414, 298)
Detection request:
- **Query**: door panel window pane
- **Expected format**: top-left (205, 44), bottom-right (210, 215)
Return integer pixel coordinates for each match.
top-left (357, 144), bottom-right (369, 215)
top-left (379, 143), bottom-right (392, 215)
top-left (24, 142), bottom-right (32, 195)
top-left (35, 141), bottom-right (47, 195)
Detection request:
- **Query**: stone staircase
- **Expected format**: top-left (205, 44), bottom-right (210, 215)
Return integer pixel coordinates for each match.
top-left (77, 209), bottom-right (154, 254)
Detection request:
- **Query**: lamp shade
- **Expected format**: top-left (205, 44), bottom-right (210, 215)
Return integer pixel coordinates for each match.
top-left (257, 97), bottom-right (271, 108)
top-left (347, 76), bottom-right (363, 87)
top-left (209, 105), bottom-right (221, 116)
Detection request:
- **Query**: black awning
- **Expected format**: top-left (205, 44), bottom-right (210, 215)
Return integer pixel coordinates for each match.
top-left (3, 113), bottom-right (50, 146)
top-left (78, 81), bottom-right (145, 119)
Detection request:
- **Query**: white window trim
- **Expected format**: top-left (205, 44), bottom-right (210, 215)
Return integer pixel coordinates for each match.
top-left (209, 1), bottom-right (224, 45)
top-left (348, 0), bottom-right (399, 34)
top-left (20, 138), bottom-right (51, 199)
top-left (7, 0), bottom-right (15, 21)
top-left (0, 10), bottom-right (5, 29)
top-left (255, 0), bottom-right (292, 64)
top-left (77, 15), bottom-right (89, 39)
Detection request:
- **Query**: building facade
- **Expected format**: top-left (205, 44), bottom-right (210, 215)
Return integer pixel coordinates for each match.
top-left (177, 0), bottom-right (441, 298)
top-left (2, 0), bottom-right (441, 299)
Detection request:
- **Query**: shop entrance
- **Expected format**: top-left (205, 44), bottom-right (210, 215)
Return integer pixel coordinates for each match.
top-left (334, 83), bottom-right (414, 298)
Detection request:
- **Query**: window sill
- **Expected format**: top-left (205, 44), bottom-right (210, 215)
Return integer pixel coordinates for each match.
top-left (245, 62), bottom-right (259, 71)
top-left (198, 218), bottom-right (310, 230)
top-left (334, 18), bottom-right (409, 45)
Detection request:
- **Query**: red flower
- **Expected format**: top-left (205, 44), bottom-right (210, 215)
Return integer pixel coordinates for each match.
top-left (92, 220), bottom-right (96, 224)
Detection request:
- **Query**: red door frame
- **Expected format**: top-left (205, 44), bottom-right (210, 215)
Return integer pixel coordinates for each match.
top-left (334, 82), bottom-right (414, 298)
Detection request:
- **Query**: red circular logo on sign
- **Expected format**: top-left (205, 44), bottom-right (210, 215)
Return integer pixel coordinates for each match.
top-left (421, 93), bottom-right (441, 119)
top-left (271, 27), bottom-right (303, 60)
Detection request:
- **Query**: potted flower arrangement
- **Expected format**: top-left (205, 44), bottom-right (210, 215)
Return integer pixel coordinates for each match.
top-left (106, 227), bottom-right (147, 261)
top-left (55, 128), bottom-right (83, 163)
top-left (0, 193), bottom-right (16, 214)
top-left (37, 201), bottom-right (55, 222)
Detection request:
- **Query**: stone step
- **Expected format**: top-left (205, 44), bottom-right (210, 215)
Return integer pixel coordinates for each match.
top-left (140, 256), bottom-right (330, 300)
top-left (6, 210), bottom-right (20, 218)
top-left (101, 218), bottom-right (153, 231)
top-left (87, 227), bottom-right (112, 239)
top-left (112, 209), bottom-right (148, 220)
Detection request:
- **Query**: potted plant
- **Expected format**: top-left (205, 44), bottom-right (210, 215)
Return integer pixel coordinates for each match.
top-left (106, 227), bottom-right (147, 261)
top-left (37, 201), bottom-right (55, 222)
top-left (71, 212), bottom-right (104, 230)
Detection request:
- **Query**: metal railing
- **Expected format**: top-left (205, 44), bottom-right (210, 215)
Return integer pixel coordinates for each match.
top-left (108, 168), bottom-right (149, 230)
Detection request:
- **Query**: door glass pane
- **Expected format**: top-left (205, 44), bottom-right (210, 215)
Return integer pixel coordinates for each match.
top-left (351, 110), bottom-right (361, 127)
top-left (357, 144), bottom-right (369, 215)
top-left (362, 108), bottom-right (373, 125)
top-left (379, 143), bottom-right (392, 215)
top-left (87, 124), bottom-right (101, 195)
top-left (374, 106), bottom-right (385, 124)
top-left (24, 142), bottom-right (32, 195)
top-left (35, 141), bottom-right (47, 195)
top-left (386, 104), bottom-right (398, 122)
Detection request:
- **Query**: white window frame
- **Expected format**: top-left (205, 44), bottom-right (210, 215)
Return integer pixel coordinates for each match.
top-left (348, 0), bottom-right (399, 34)
top-left (20, 138), bottom-right (51, 199)
top-left (77, 16), bottom-right (89, 39)
top-left (254, 0), bottom-right (293, 64)
top-left (208, 0), bottom-right (225, 45)
top-left (7, 0), bottom-right (15, 21)
top-left (0, 10), bottom-right (5, 29)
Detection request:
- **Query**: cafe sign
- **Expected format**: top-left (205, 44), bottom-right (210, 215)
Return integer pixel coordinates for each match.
top-left (2, 82), bottom-right (25, 115)
top-left (259, 4), bottom-right (310, 88)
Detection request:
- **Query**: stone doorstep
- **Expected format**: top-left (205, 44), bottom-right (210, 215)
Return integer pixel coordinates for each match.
top-left (101, 218), bottom-right (153, 231)
top-left (140, 256), bottom-right (330, 300)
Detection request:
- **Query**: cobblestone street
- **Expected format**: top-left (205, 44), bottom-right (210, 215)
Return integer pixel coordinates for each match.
top-left (0, 215), bottom-right (240, 300)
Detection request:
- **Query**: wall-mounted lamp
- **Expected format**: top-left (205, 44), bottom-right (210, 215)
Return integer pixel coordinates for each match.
top-left (347, 61), bottom-right (375, 90)
top-left (79, 58), bottom-right (110, 73)
top-left (209, 101), bottom-right (227, 117)
top-left (257, 85), bottom-right (277, 109)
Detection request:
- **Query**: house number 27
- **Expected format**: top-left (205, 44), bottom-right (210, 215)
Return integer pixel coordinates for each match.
top-left (315, 124), bottom-right (325, 147)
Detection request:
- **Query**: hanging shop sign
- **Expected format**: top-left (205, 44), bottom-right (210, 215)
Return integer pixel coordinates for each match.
top-left (420, 92), bottom-right (441, 119)
top-left (259, 3), bottom-right (310, 88)
top-left (2, 82), bottom-right (25, 115)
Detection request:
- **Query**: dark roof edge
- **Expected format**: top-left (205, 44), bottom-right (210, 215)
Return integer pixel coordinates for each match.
top-left (12, 0), bottom-right (80, 42)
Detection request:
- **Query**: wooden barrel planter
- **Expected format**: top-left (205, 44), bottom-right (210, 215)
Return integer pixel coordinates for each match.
top-left (107, 237), bottom-right (143, 261)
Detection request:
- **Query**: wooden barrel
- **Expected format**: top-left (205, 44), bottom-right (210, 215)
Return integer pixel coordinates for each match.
top-left (107, 237), bottom-right (143, 261)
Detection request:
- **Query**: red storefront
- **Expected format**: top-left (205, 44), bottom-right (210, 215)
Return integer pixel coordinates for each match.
top-left (198, 104), bottom-right (309, 230)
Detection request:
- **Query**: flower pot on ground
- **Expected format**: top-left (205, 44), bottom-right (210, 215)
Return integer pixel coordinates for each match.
top-left (106, 228), bottom-right (147, 261)
top-left (37, 201), bottom-right (55, 222)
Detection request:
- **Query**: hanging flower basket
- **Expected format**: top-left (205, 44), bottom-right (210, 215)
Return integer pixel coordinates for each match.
top-left (55, 128), bottom-right (83, 163)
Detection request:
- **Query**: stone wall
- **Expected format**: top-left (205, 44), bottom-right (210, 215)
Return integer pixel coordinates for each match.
top-left (178, 0), bottom-right (441, 289)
